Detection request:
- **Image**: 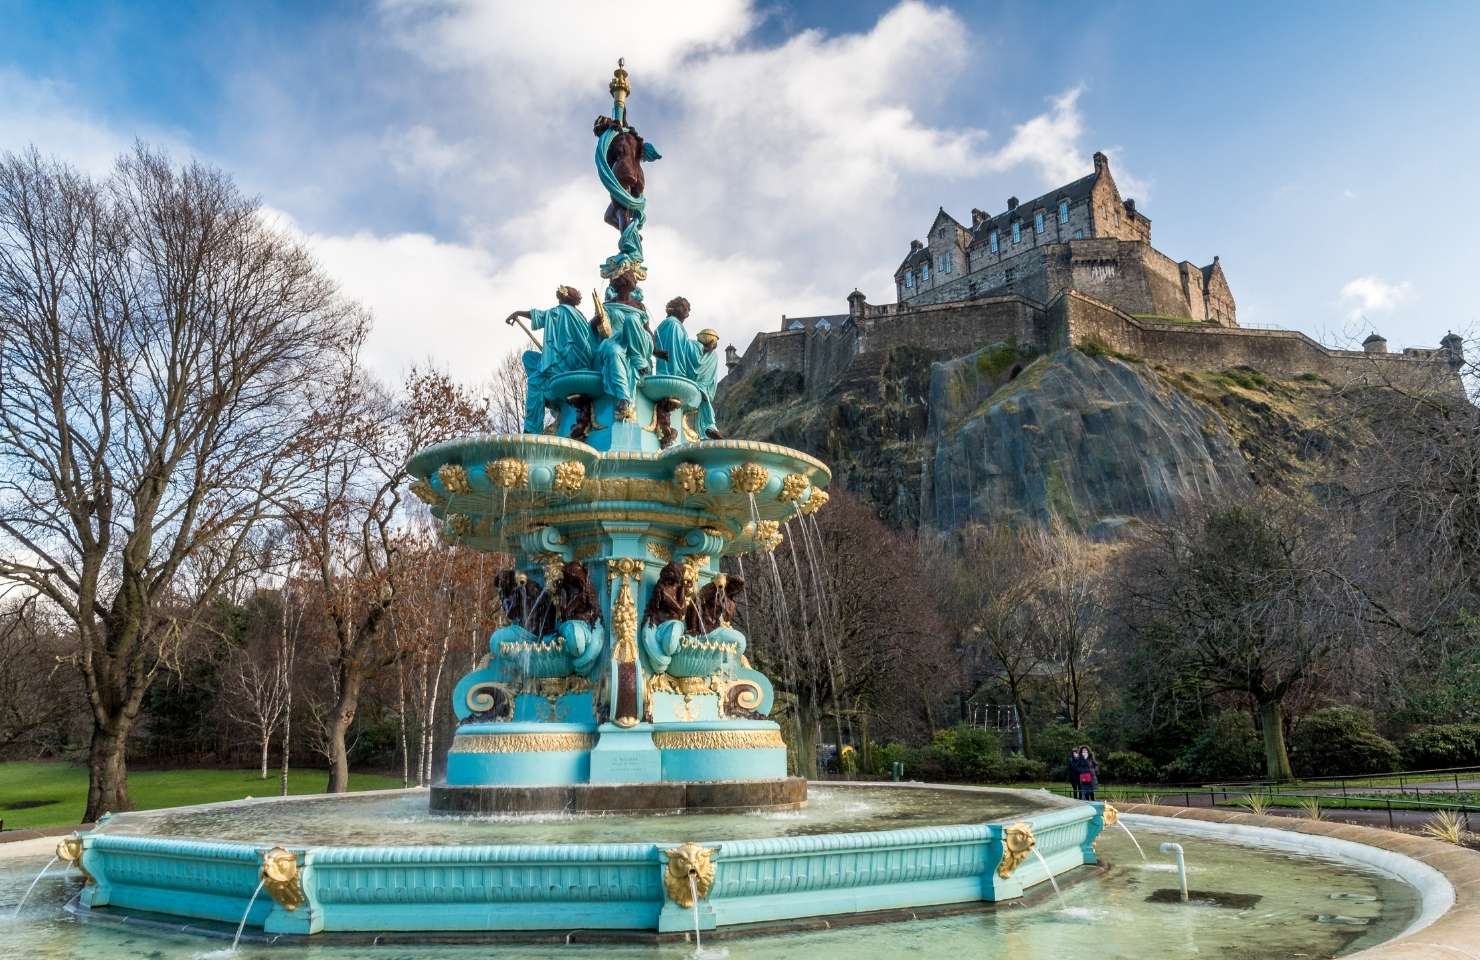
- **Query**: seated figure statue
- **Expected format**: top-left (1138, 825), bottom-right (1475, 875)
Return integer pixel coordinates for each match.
top-left (684, 572), bottom-right (747, 658)
top-left (650, 294), bottom-right (721, 440)
top-left (506, 286), bottom-right (593, 434)
top-left (593, 262), bottom-right (652, 423)
top-left (639, 560), bottom-right (691, 674)
top-left (489, 569), bottom-right (560, 675)
top-left (554, 561), bottom-right (605, 677)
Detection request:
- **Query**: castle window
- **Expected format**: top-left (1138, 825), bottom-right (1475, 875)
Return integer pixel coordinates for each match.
top-left (904, 270), bottom-right (914, 288)
top-left (989, 231), bottom-right (999, 253)
top-left (939, 252), bottom-right (952, 274)
top-left (1005, 267), bottom-right (1016, 284)
top-left (788, 319), bottom-right (804, 331)
top-left (921, 262), bottom-right (930, 281)
top-left (1058, 198), bottom-right (1070, 224)
top-left (1034, 210), bottom-right (1045, 233)
top-left (815, 318), bottom-right (832, 332)
top-left (1011, 221), bottom-right (1021, 244)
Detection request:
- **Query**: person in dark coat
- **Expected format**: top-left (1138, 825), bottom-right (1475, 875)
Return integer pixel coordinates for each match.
top-left (1068, 747), bottom-right (1086, 800)
top-left (1075, 744), bottom-right (1100, 801)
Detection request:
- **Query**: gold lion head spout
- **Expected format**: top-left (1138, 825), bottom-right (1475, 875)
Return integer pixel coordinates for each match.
top-left (997, 821), bottom-right (1037, 879)
top-left (663, 842), bottom-right (717, 908)
top-left (261, 846), bottom-right (306, 912)
top-left (56, 834), bottom-right (93, 884)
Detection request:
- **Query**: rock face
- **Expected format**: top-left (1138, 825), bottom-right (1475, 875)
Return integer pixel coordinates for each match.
top-left (924, 347), bottom-right (1249, 530)
top-left (718, 341), bottom-right (1360, 532)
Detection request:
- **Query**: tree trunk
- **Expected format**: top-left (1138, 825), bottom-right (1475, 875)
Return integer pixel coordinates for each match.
top-left (1013, 692), bottom-right (1032, 757)
top-left (325, 671), bottom-right (363, 794)
top-left (260, 734), bottom-right (270, 779)
top-left (280, 703), bottom-right (291, 797)
top-left (85, 722), bottom-right (132, 822)
top-left (1258, 699), bottom-right (1294, 781)
top-left (792, 695), bottom-right (820, 780)
top-left (398, 665), bottom-right (410, 789)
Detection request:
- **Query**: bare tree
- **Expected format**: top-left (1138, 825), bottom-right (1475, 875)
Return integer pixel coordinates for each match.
top-left (286, 365), bottom-right (489, 792)
top-left (0, 596), bottom-right (77, 754)
top-left (0, 146), bottom-right (358, 819)
top-left (1028, 528), bottom-right (1107, 730)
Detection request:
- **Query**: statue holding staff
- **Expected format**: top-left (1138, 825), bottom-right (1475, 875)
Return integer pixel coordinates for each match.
top-left (506, 285), bottom-right (593, 434)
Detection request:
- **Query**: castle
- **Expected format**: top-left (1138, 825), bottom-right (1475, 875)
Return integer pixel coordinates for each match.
top-left (724, 153), bottom-right (1461, 397)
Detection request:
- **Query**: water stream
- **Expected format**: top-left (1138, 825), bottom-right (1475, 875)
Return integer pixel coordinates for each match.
top-left (230, 878), bottom-right (266, 952)
top-left (1117, 820), bottom-right (1148, 862)
top-left (1030, 846), bottom-right (1063, 903)
top-left (10, 855), bottom-right (57, 918)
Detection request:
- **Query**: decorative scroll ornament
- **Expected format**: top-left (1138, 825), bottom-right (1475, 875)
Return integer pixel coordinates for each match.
top-left (261, 847), bottom-right (306, 912)
top-left (465, 681), bottom-right (514, 716)
top-left (553, 460), bottom-right (586, 493)
top-left (437, 463), bottom-right (472, 495)
top-left (663, 842), bottom-right (716, 908)
top-left (1101, 802), bottom-right (1120, 826)
top-left (55, 834), bottom-right (92, 884)
top-left (729, 463), bottom-right (769, 495)
top-left (409, 479), bottom-right (443, 506)
top-left (997, 822), bottom-right (1037, 879)
top-left (487, 458), bottom-right (530, 489)
top-left (777, 473), bottom-right (809, 503)
top-left (673, 462), bottom-right (706, 494)
top-left (798, 488), bottom-right (830, 516)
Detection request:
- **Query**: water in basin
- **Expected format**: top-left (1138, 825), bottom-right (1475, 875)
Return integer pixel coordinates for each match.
top-left (91, 785), bottom-right (1051, 846)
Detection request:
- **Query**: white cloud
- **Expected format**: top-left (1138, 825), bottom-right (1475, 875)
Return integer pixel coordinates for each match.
top-left (1340, 275), bottom-right (1413, 322)
top-left (984, 88), bottom-right (1087, 187)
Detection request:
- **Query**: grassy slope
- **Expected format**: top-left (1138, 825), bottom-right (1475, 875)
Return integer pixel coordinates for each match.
top-left (0, 762), bottom-right (404, 831)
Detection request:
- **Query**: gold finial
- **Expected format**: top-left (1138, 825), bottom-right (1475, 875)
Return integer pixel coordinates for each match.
top-left (610, 58), bottom-right (631, 112)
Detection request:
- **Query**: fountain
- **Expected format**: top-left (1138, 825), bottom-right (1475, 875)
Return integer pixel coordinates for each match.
top-left (12, 61), bottom-right (1466, 957)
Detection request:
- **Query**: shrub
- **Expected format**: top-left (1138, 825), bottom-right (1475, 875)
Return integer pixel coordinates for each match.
top-left (1100, 750), bottom-right (1159, 785)
top-left (1029, 722), bottom-right (1092, 781)
top-left (998, 754), bottom-right (1050, 782)
top-left (1163, 711), bottom-right (1264, 783)
top-left (1291, 707), bottom-right (1401, 777)
top-left (1402, 724), bottom-right (1480, 769)
top-left (867, 741), bottom-right (909, 777)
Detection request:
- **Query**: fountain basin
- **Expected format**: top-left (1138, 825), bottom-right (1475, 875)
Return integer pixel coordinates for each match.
top-left (70, 784), bottom-right (1103, 936)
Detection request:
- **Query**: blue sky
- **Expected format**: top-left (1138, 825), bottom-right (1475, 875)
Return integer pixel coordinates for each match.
top-left (3, 1), bottom-right (1476, 381)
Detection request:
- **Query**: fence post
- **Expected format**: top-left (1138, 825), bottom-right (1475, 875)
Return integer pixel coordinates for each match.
top-left (1341, 780), bottom-right (1347, 799)
top-left (1184, 791), bottom-right (1191, 808)
top-left (1387, 799), bottom-right (1394, 829)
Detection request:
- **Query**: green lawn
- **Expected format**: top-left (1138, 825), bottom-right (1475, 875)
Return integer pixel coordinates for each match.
top-left (0, 762), bottom-right (405, 831)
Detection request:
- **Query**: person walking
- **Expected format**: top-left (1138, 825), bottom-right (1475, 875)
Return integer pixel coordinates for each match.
top-left (1068, 747), bottom-right (1086, 800)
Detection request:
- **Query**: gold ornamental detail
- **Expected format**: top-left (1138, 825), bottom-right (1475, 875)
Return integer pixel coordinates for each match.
top-left (553, 460), bottom-right (586, 493)
top-left (1101, 802), bottom-right (1119, 826)
top-left (663, 842), bottom-right (716, 908)
top-left (652, 729), bottom-right (785, 750)
top-left (465, 681), bottom-right (513, 714)
top-left (448, 732), bottom-right (599, 754)
top-left (446, 513), bottom-right (473, 538)
top-left (55, 835), bottom-right (92, 885)
top-left (729, 462), bottom-right (769, 495)
top-left (487, 457), bottom-right (530, 489)
top-left (261, 847), bottom-right (306, 912)
top-left (609, 556), bottom-right (642, 726)
top-left (673, 462), bottom-right (706, 494)
top-left (997, 822), bottom-right (1036, 879)
top-left (437, 463), bottom-right (472, 495)
top-left (742, 520), bottom-right (783, 552)
top-left (777, 473), bottom-right (809, 503)
top-left (645, 541), bottom-right (673, 562)
top-left (537, 675), bottom-right (593, 700)
top-left (798, 488), bottom-right (829, 515)
top-left (409, 479), bottom-right (443, 506)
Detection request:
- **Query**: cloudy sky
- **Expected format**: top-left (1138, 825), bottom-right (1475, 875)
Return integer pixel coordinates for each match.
top-left (3, 1), bottom-right (1477, 383)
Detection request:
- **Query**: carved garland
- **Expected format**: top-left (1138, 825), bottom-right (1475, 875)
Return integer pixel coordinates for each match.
top-left (652, 729), bottom-right (784, 750)
top-left (609, 557), bottom-right (643, 727)
top-left (448, 732), bottom-right (599, 753)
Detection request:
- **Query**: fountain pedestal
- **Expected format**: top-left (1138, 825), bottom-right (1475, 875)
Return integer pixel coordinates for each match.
top-left (590, 724), bottom-right (662, 782)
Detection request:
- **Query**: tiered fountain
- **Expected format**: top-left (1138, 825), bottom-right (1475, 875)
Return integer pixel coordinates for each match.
top-left (65, 61), bottom-right (1115, 941)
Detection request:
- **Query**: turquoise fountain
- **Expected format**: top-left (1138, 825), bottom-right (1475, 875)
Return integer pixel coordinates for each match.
top-left (60, 61), bottom-right (1113, 941)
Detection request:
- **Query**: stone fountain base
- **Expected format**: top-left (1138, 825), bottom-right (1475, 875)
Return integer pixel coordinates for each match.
top-left (430, 776), bottom-right (807, 815)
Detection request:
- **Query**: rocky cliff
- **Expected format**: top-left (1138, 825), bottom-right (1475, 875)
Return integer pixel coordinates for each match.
top-left (718, 341), bottom-right (1361, 532)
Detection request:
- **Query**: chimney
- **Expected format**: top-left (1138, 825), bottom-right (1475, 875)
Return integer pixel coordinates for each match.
top-left (1362, 332), bottom-right (1387, 354)
top-left (909, 239), bottom-right (923, 252)
top-left (725, 344), bottom-right (740, 370)
top-left (1006, 196), bottom-right (1019, 211)
top-left (970, 208), bottom-right (987, 227)
top-left (1442, 331), bottom-right (1464, 367)
top-left (1093, 151), bottom-right (1109, 174)
top-left (847, 288), bottom-right (868, 318)
top-left (1123, 198), bottom-right (1137, 216)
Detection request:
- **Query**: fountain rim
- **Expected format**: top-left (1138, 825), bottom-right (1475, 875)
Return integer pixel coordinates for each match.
top-left (405, 433), bottom-right (833, 482)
